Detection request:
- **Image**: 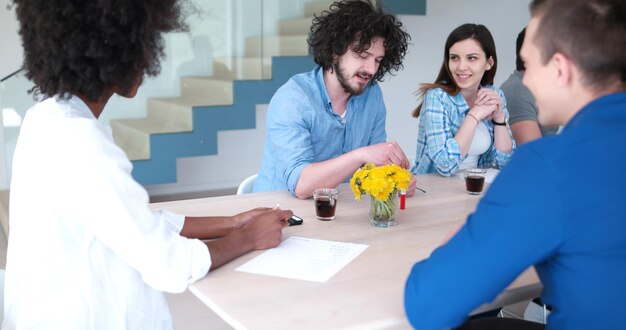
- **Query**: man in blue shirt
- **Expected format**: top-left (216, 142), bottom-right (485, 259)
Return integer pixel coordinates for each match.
top-left (405, 0), bottom-right (626, 329)
top-left (253, 0), bottom-right (415, 198)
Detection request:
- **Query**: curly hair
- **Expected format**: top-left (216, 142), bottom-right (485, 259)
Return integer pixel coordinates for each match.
top-left (308, 0), bottom-right (410, 82)
top-left (12, 0), bottom-right (188, 102)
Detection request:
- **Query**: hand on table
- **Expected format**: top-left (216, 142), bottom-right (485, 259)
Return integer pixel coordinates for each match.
top-left (241, 209), bottom-right (293, 250)
top-left (232, 207), bottom-right (274, 229)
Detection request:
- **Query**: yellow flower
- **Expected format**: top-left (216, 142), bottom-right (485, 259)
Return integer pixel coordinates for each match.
top-left (350, 175), bottom-right (362, 200)
top-left (350, 163), bottom-right (412, 201)
top-left (350, 165), bottom-right (373, 200)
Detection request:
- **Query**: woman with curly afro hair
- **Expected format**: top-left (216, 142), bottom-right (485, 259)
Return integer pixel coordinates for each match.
top-left (4, 0), bottom-right (293, 328)
top-left (254, 0), bottom-right (418, 199)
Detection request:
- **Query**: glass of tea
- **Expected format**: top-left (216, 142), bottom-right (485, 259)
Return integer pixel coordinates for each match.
top-left (463, 169), bottom-right (487, 195)
top-left (313, 188), bottom-right (339, 220)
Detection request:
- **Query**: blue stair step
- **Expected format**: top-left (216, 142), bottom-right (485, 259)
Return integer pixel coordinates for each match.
top-left (131, 56), bottom-right (315, 185)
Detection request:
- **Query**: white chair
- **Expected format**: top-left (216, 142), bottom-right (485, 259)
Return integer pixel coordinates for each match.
top-left (237, 174), bottom-right (258, 195)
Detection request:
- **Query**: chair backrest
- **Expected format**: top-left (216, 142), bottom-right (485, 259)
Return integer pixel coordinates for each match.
top-left (237, 174), bottom-right (258, 195)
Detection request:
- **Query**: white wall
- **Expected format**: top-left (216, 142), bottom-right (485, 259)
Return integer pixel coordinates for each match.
top-left (147, 0), bottom-right (532, 196)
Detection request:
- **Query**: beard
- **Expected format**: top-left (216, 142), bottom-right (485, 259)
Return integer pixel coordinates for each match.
top-left (334, 61), bottom-right (371, 96)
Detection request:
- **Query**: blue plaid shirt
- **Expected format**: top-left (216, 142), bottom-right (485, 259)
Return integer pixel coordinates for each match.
top-left (411, 86), bottom-right (515, 176)
top-left (254, 66), bottom-right (387, 195)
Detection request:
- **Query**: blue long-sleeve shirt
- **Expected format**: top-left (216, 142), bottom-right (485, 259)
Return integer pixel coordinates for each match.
top-left (405, 92), bottom-right (626, 329)
top-left (253, 66), bottom-right (387, 195)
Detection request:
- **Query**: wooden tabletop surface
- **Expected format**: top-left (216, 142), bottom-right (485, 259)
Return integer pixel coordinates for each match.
top-left (152, 174), bottom-right (541, 330)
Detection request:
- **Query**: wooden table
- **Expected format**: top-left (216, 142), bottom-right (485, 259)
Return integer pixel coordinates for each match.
top-left (152, 174), bottom-right (541, 329)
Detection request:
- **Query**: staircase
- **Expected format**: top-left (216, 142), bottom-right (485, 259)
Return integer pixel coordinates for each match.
top-left (111, 1), bottom-right (331, 186)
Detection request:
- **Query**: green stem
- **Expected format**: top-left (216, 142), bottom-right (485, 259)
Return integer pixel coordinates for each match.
top-left (372, 192), bottom-right (398, 221)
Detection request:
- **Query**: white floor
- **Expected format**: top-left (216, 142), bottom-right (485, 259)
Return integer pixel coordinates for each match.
top-left (0, 228), bottom-right (233, 330)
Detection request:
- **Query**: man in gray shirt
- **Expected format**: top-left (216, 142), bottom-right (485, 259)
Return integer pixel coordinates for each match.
top-left (501, 28), bottom-right (559, 144)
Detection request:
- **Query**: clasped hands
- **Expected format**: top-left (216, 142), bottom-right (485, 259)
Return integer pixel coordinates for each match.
top-left (468, 88), bottom-right (505, 123)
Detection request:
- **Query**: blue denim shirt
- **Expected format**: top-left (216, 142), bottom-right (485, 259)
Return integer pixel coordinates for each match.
top-left (411, 86), bottom-right (515, 176)
top-left (253, 66), bottom-right (387, 195)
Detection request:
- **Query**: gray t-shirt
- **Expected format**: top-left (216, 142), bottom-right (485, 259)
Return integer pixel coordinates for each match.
top-left (500, 70), bottom-right (559, 136)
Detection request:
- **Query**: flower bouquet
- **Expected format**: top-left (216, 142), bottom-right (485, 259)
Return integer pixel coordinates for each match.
top-left (350, 163), bottom-right (412, 227)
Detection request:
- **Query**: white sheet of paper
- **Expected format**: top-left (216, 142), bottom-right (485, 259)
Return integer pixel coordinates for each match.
top-left (235, 236), bottom-right (368, 283)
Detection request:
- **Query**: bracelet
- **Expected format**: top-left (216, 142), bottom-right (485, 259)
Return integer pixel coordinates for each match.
top-left (491, 118), bottom-right (507, 126)
top-left (466, 113), bottom-right (479, 124)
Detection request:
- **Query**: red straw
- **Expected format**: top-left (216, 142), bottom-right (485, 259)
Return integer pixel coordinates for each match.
top-left (400, 191), bottom-right (406, 210)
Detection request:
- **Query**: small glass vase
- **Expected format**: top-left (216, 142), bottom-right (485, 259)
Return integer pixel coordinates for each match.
top-left (369, 190), bottom-right (399, 227)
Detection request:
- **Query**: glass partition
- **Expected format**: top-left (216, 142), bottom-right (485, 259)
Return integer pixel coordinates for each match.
top-left (101, 0), bottom-right (265, 124)
top-left (0, 71), bottom-right (37, 189)
top-left (0, 0), bottom-right (322, 188)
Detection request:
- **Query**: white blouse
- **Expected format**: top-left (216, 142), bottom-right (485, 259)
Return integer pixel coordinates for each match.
top-left (3, 96), bottom-right (211, 329)
top-left (459, 121), bottom-right (492, 170)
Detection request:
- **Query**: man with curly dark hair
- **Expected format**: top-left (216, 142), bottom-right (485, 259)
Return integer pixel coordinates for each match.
top-left (253, 0), bottom-right (416, 199)
top-left (3, 0), bottom-right (293, 328)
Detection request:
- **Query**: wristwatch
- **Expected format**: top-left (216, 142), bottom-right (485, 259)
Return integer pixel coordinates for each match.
top-left (491, 118), bottom-right (507, 126)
